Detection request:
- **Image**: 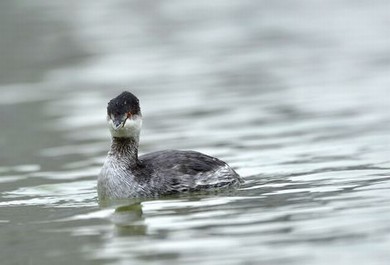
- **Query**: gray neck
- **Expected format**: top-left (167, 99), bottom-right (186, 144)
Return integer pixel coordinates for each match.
top-left (109, 137), bottom-right (139, 166)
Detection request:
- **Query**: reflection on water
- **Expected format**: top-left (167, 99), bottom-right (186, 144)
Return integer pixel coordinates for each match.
top-left (1, 0), bottom-right (390, 265)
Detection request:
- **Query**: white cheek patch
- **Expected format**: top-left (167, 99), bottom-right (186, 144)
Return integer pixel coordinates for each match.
top-left (124, 117), bottom-right (142, 133)
top-left (108, 115), bottom-right (142, 138)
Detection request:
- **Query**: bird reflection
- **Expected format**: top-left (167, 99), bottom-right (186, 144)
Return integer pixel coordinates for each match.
top-left (113, 203), bottom-right (146, 236)
top-left (100, 199), bottom-right (147, 236)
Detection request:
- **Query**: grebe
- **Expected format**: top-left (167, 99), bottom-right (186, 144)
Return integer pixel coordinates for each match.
top-left (98, 91), bottom-right (243, 199)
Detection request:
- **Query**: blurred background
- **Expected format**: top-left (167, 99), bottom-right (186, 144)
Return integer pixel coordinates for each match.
top-left (1, 0), bottom-right (390, 265)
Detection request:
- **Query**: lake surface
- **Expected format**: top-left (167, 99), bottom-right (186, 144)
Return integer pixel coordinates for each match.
top-left (1, 1), bottom-right (390, 264)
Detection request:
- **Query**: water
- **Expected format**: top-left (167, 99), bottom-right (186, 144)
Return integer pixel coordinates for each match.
top-left (1, 1), bottom-right (390, 264)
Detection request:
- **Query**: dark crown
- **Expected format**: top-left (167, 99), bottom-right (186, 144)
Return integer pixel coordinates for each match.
top-left (107, 91), bottom-right (141, 116)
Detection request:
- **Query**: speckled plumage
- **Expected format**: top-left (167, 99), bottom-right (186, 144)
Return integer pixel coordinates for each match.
top-left (98, 92), bottom-right (243, 199)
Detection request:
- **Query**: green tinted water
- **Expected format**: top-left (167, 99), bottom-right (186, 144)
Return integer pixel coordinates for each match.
top-left (1, 1), bottom-right (390, 265)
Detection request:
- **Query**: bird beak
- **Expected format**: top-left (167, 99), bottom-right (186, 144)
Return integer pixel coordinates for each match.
top-left (111, 114), bottom-right (127, 131)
